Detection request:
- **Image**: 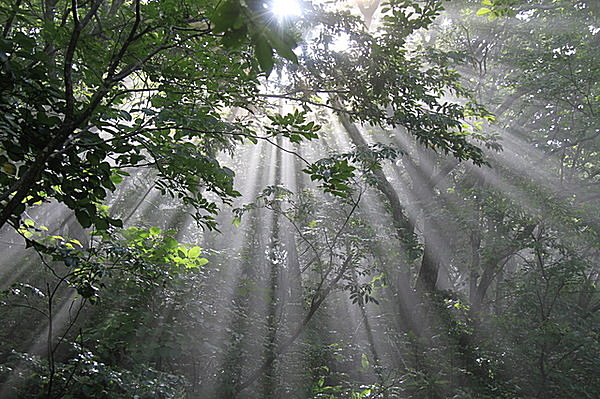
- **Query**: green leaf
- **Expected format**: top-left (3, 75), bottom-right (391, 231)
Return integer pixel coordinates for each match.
top-left (149, 227), bottom-right (161, 236)
top-left (164, 237), bottom-right (178, 249)
top-left (222, 26), bottom-right (247, 49)
top-left (197, 257), bottom-right (209, 266)
top-left (212, 0), bottom-right (241, 34)
top-left (2, 162), bottom-right (16, 175)
top-left (109, 217), bottom-right (123, 228)
top-left (95, 218), bottom-right (109, 231)
top-left (254, 37), bottom-right (274, 74)
top-left (267, 31), bottom-right (298, 63)
top-left (109, 174), bottom-right (124, 184)
top-left (188, 246), bottom-right (201, 258)
top-left (75, 211), bottom-right (92, 228)
top-left (476, 7), bottom-right (492, 15)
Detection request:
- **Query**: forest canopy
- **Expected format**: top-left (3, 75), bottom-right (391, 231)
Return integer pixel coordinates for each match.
top-left (0, 0), bottom-right (598, 398)
top-left (0, 0), bottom-right (491, 233)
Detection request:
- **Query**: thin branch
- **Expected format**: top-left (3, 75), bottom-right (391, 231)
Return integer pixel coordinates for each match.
top-left (6, 303), bottom-right (48, 318)
top-left (263, 137), bottom-right (310, 165)
top-left (104, 0), bottom-right (142, 81)
top-left (63, 0), bottom-right (103, 120)
top-left (2, 0), bottom-right (23, 38)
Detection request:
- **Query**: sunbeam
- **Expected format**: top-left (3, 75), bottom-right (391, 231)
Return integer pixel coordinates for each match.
top-left (1, 0), bottom-right (598, 398)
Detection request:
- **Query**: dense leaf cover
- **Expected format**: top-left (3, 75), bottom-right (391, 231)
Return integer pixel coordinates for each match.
top-left (0, 0), bottom-right (598, 398)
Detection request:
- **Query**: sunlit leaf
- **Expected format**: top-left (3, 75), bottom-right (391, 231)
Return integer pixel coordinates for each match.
top-left (188, 246), bottom-right (201, 258)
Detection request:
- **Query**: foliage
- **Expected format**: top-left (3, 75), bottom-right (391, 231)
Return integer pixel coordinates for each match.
top-left (288, 0), bottom-right (491, 165)
top-left (15, 220), bottom-right (207, 301)
top-left (211, 0), bottom-right (300, 74)
top-left (0, 0), bottom-right (299, 232)
top-left (1, 0), bottom-right (599, 398)
top-left (0, 347), bottom-right (185, 399)
top-left (0, 0), bottom-right (496, 235)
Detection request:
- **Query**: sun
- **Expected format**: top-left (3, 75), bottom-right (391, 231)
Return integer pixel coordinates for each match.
top-left (271, 0), bottom-right (302, 19)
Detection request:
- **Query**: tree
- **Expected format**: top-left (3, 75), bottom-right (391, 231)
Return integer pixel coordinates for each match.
top-left (0, 0), bottom-right (303, 233)
top-left (420, 1), bottom-right (600, 397)
top-left (5, 1), bottom-right (598, 398)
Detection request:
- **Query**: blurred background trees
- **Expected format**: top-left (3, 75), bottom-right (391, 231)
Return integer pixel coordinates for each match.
top-left (0, 0), bottom-right (598, 398)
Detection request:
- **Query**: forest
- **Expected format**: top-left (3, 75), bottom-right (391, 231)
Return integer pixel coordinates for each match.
top-left (0, 0), bottom-right (598, 398)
